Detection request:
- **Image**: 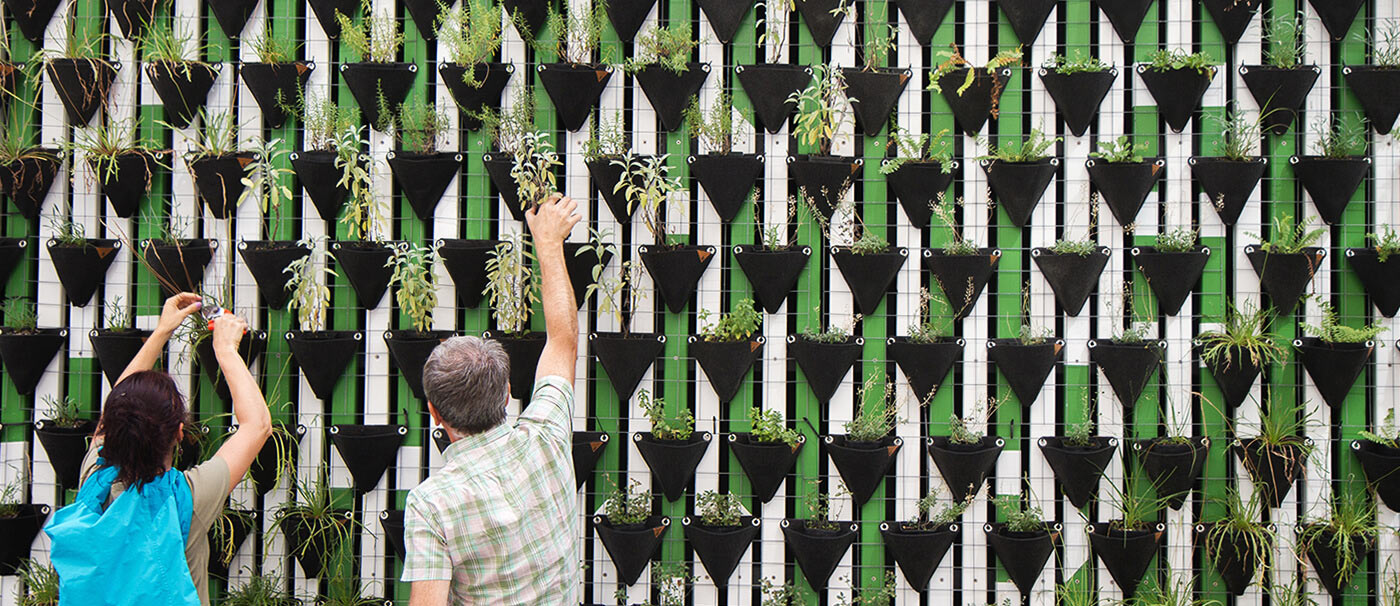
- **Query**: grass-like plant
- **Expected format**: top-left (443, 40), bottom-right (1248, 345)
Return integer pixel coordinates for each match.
top-left (696, 490), bottom-right (745, 526)
top-left (269, 470), bottom-right (357, 578)
top-left (1309, 115), bottom-right (1368, 158)
top-left (483, 233), bottom-right (537, 335)
top-left (208, 507), bottom-right (255, 574)
top-left (1044, 50), bottom-right (1111, 75)
top-left (1355, 19), bottom-right (1400, 68)
top-left (844, 375), bottom-right (899, 442)
top-left (1090, 135), bottom-right (1147, 163)
top-left (1099, 476), bottom-right (1173, 531)
top-left (1297, 490), bottom-right (1379, 589)
top-left (682, 93), bottom-right (749, 154)
top-left (1056, 572), bottom-right (1099, 606)
top-left (71, 118), bottom-right (162, 185)
top-left (1132, 571), bottom-right (1222, 606)
top-left (3, 297), bottom-right (38, 332)
top-left (541, 1), bottom-right (607, 64)
top-left (249, 33), bottom-right (299, 63)
top-left (1300, 300), bottom-right (1385, 344)
top-left (1197, 301), bottom-right (1286, 370)
top-left (1263, 10), bottom-right (1306, 69)
top-left (174, 110), bottom-right (242, 157)
top-left (222, 573), bottom-right (296, 606)
top-left (697, 298), bottom-right (761, 342)
top-left (625, 23), bottom-right (696, 74)
top-left (1211, 106), bottom-right (1264, 161)
top-left (438, 0), bottom-right (502, 84)
top-left (140, 20), bottom-right (205, 66)
top-left (749, 407), bottom-right (800, 447)
top-left (40, 394), bottom-right (85, 427)
top-left (640, 389), bottom-right (694, 441)
top-left (788, 63), bottom-right (849, 156)
top-left (881, 126), bottom-right (953, 174)
top-left (603, 476), bottom-right (653, 525)
top-left (389, 243), bottom-right (438, 332)
top-left (15, 559), bottom-right (59, 606)
top-left (337, 0), bottom-right (404, 62)
top-left (48, 215), bottom-right (86, 246)
top-left (1203, 487), bottom-right (1274, 588)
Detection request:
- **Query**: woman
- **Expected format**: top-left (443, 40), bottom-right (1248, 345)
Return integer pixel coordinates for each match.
top-left (45, 293), bottom-right (272, 606)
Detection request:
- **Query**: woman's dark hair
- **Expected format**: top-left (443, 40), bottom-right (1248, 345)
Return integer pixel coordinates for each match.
top-left (98, 371), bottom-right (189, 487)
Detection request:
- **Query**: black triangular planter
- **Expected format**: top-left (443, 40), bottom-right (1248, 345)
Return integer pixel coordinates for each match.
top-left (1302, 527), bottom-right (1369, 599)
top-left (573, 431), bottom-right (608, 489)
top-left (605, 0), bottom-right (656, 41)
top-left (1344, 66), bottom-right (1400, 135)
top-left (1138, 65), bottom-right (1215, 132)
top-left (1032, 247), bottom-right (1110, 316)
top-left (842, 67), bottom-right (910, 137)
top-left (1240, 65), bottom-right (1319, 135)
top-left (1089, 339), bottom-right (1165, 410)
top-left (1291, 156), bottom-right (1369, 224)
top-left (781, 519), bottom-right (857, 590)
top-left (384, 330), bottom-right (454, 401)
top-left (402, 0), bottom-right (443, 39)
top-left (440, 63), bottom-right (513, 130)
top-left (1245, 246), bottom-right (1324, 314)
top-left (638, 244), bottom-right (715, 313)
top-left (690, 337), bottom-right (762, 402)
top-left (635, 432), bottom-right (711, 501)
top-left (887, 336), bottom-right (962, 401)
top-left (729, 433), bottom-right (803, 502)
top-left (1039, 436), bottom-right (1117, 509)
top-left (788, 155), bottom-right (861, 220)
top-left (1087, 158), bottom-right (1162, 226)
top-left (996, 0), bottom-right (1055, 45)
top-left (292, 150), bottom-right (350, 221)
top-left (564, 242), bottom-right (612, 309)
top-left (189, 152), bottom-right (254, 219)
top-left (287, 330), bottom-right (362, 400)
top-left (586, 155), bottom-right (641, 223)
top-left (594, 516), bottom-right (669, 586)
top-left (329, 424), bottom-right (406, 493)
top-left (1200, 0), bottom-right (1261, 46)
top-left (147, 61), bottom-right (218, 129)
top-left (1039, 68), bottom-right (1117, 137)
top-left (1191, 157), bottom-right (1265, 226)
top-left (793, 0), bottom-right (845, 47)
top-left (332, 241), bottom-right (396, 309)
top-left (438, 239), bottom-right (500, 308)
top-left (210, 0), bottom-right (259, 37)
top-left (591, 332), bottom-right (664, 400)
top-left (923, 249), bottom-right (998, 320)
top-left (208, 509), bottom-right (256, 578)
top-left (634, 63), bottom-right (710, 132)
top-left (194, 330), bottom-right (267, 402)
top-left (1133, 246), bottom-right (1210, 316)
top-left (928, 436), bottom-right (1003, 501)
top-left (0, 328), bottom-right (66, 395)
top-left (736, 63), bottom-right (811, 133)
top-left (389, 151), bottom-right (462, 220)
top-left (90, 328), bottom-right (151, 384)
top-left (1098, 0), bottom-right (1154, 41)
top-left (1352, 439), bottom-right (1400, 511)
top-left (0, 238), bottom-right (24, 285)
top-left (46, 58), bottom-right (117, 125)
top-left (108, 0), bottom-right (158, 38)
top-left (1134, 437), bottom-right (1208, 509)
top-left (341, 62), bottom-right (419, 130)
top-left (47, 239), bottom-right (120, 306)
top-left (1347, 247), bottom-right (1400, 317)
top-left (987, 338), bottom-right (1062, 406)
top-left (2, 152), bottom-right (62, 220)
top-left (831, 246), bottom-right (906, 316)
top-left (1234, 438), bottom-right (1307, 508)
top-left (241, 62), bottom-right (313, 129)
top-left (537, 63), bottom-right (613, 132)
top-left (696, 0), bottom-right (756, 43)
top-left (985, 523), bottom-right (1057, 599)
top-left (380, 509), bottom-right (405, 561)
top-left (3, 0), bottom-right (61, 42)
top-left (880, 522), bottom-right (956, 591)
top-left (894, 0), bottom-right (952, 44)
top-left (790, 335), bottom-right (862, 405)
top-left (1203, 523), bottom-right (1265, 595)
top-left (689, 153), bottom-right (762, 222)
top-left (1201, 345), bottom-right (1263, 410)
top-left (34, 420), bottom-right (95, 489)
top-left (938, 68), bottom-right (1010, 135)
top-left (825, 435), bottom-right (900, 506)
top-left (250, 424), bottom-right (303, 495)
top-left (95, 150), bottom-right (160, 217)
top-left (490, 331), bottom-right (547, 399)
top-left (278, 511), bottom-right (350, 578)
top-left (1296, 337), bottom-right (1373, 409)
top-left (501, 0), bottom-right (549, 38)
top-left (885, 160), bottom-right (955, 226)
top-left (0, 504), bottom-right (50, 575)
top-left (237, 240), bottom-right (309, 310)
top-left (983, 159), bottom-right (1057, 227)
top-left (1089, 524), bottom-right (1164, 598)
top-left (305, 0), bottom-right (356, 37)
top-left (733, 245), bottom-right (809, 313)
top-left (1309, 0), bottom-right (1364, 41)
top-left (683, 517), bottom-right (761, 585)
top-left (141, 239), bottom-right (213, 297)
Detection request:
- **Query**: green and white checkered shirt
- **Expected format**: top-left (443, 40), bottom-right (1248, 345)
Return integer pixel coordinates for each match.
top-left (402, 376), bottom-right (580, 605)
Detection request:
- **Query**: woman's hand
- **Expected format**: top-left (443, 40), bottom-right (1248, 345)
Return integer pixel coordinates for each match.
top-left (155, 293), bottom-right (202, 336)
top-left (211, 313), bottom-right (248, 355)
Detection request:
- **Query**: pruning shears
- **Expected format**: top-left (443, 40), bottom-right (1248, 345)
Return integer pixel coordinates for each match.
top-left (201, 304), bottom-right (230, 331)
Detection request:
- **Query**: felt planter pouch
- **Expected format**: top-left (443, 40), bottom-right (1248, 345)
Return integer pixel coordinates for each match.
top-left (95, 150), bottom-right (161, 217)
top-left (1345, 247), bottom-right (1400, 317)
top-left (1302, 527), bottom-right (1369, 599)
top-left (825, 435), bottom-right (901, 507)
top-left (90, 328), bottom-right (151, 384)
top-left (1088, 523), bottom-right (1165, 598)
top-left (1086, 158), bottom-right (1163, 227)
top-left (207, 509), bottom-right (256, 578)
top-left (689, 336), bottom-right (763, 402)
top-left (985, 523), bottom-right (1059, 599)
top-left (1240, 65), bottom-right (1320, 135)
top-left (638, 244), bottom-right (715, 313)
top-left (1200, 522), bottom-right (1268, 596)
top-left (586, 155), bottom-right (642, 223)
top-left (537, 63), bottom-right (613, 132)
top-left (733, 245), bottom-right (810, 313)
top-left (736, 63), bottom-right (811, 133)
top-left (591, 332), bottom-right (665, 400)
top-left (634, 432), bottom-right (712, 501)
top-left (1296, 337), bottom-right (1373, 409)
top-left (194, 330), bottom-right (267, 402)
top-left (46, 58), bottom-right (117, 125)
top-left (1132, 246), bottom-right (1211, 316)
top-left (594, 515), bottom-right (670, 586)
top-left (634, 63), bottom-right (711, 132)
top-left (789, 335), bottom-right (863, 405)
top-left (788, 155), bottom-right (861, 220)
top-left (331, 241), bottom-right (396, 309)
top-left (488, 331), bottom-right (548, 399)
top-left (1191, 156), bottom-right (1266, 226)
top-left (384, 330), bottom-right (455, 401)
top-left (3, 0), bottom-right (60, 42)
top-left (306, 0), bottom-right (356, 37)
top-left (501, 0), bottom-right (549, 39)
top-left (1199, 344), bottom-right (1263, 411)
top-left (1038, 436), bottom-right (1117, 509)
top-left (927, 435), bottom-right (1003, 502)
top-left (291, 150), bottom-right (351, 221)
top-left (1032, 247), bottom-right (1110, 316)
top-left (793, 0), bottom-right (844, 47)
top-left (1244, 245), bottom-right (1324, 314)
top-left (887, 336), bottom-right (963, 402)
top-left (1291, 156), bottom-right (1370, 224)
top-left (329, 424), bottom-right (407, 493)
top-left (0, 327), bottom-right (66, 395)
top-left (1038, 68), bottom-right (1117, 137)
top-left (437, 238), bottom-right (501, 308)
top-left (1089, 339), bottom-right (1166, 410)
top-left (1098, 0), bottom-right (1153, 41)
top-left (0, 504), bottom-right (50, 574)
top-left (996, 0), bottom-right (1055, 44)
top-left (572, 431), bottom-right (609, 489)
top-left (696, 0), bottom-right (757, 43)
top-left (482, 152), bottom-right (525, 221)
top-left (209, 0), bottom-right (258, 36)
top-left (780, 519), bottom-right (858, 590)
top-left (401, 0), bottom-right (445, 39)
top-left (237, 240), bottom-right (309, 310)
top-left (240, 61), bottom-right (313, 128)
top-left (34, 420), bottom-right (95, 489)
top-left (895, 0), bottom-right (952, 44)
top-left (923, 248), bottom-right (999, 320)
top-left (1201, 0), bottom-right (1261, 45)
top-left (1309, 0), bottom-right (1365, 41)
top-left (388, 151), bottom-right (462, 220)
top-left (189, 152), bottom-right (255, 219)
top-left (142, 239), bottom-right (214, 296)
top-left (1344, 66), bottom-right (1400, 134)
top-left (885, 160), bottom-right (956, 226)
top-left (1235, 438), bottom-right (1309, 508)
top-left (107, 0), bottom-right (159, 37)
top-left (0, 238), bottom-right (24, 285)
top-left (841, 67), bottom-right (910, 137)
top-left (440, 63), bottom-right (513, 129)
top-left (987, 338), bottom-right (1063, 407)
top-left (879, 522), bottom-right (957, 591)
top-left (682, 516), bottom-right (761, 585)
top-left (147, 61), bottom-right (218, 129)
top-left (1138, 65), bottom-right (1216, 132)
top-left (47, 238), bottom-right (120, 306)
top-left (1351, 439), bottom-right (1400, 511)
top-left (279, 511), bottom-right (352, 578)
top-left (1134, 437), bottom-right (1209, 509)
top-left (982, 158), bottom-right (1058, 227)
top-left (287, 330), bottom-right (362, 401)
top-left (938, 67), bottom-right (1012, 135)
top-left (564, 243), bottom-right (611, 309)
top-left (831, 246), bottom-right (906, 316)
top-left (689, 153), bottom-right (762, 222)
top-left (2, 150), bottom-right (62, 219)
top-left (250, 424), bottom-right (304, 494)
top-left (605, 0), bottom-right (656, 41)
top-left (341, 62), bottom-right (418, 130)
top-left (379, 509), bottom-right (405, 561)
top-left (729, 433), bottom-right (804, 502)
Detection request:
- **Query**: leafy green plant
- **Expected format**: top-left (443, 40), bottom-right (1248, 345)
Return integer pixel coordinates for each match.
top-left (586, 259), bottom-right (643, 334)
top-left (438, 0), bottom-right (502, 83)
top-left (1063, 407), bottom-right (1095, 448)
top-left (652, 561), bottom-right (694, 606)
top-left (1099, 476), bottom-right (1172, 531)
top-left (249, 32), bottom-right (299, 64)
top-left (625, 23), bottom-right (696, 74)
top-left (697, 299), bottom-right (761, 342)
top-left (1252, 214), bottom-right (1324, 254)
top-left (3, 297), bottom-right (37, 332)
top-left (1296, 490), bottom-right (1379, 589)
top-left (1090, 135), bottom-right (1147, 163)
top-left (541, 1), bottom-right (608, 64)
top-left (395, 96), bottom-right (450, 154)
top-left (509, 130), bottom-right (562, 211)
top-left (788, 63), bottom-right (849, 155)
top-left (927, 44), bottom-right (1023, 119)
top-left (239, 137), bottom-right (296, 229)
top-left (995, 494), bottom-right (1045, 532)
top-left (800, 308), bottom-right (861, 343)
top-left (1360, 409), bottom-right (1400, 448)
top-left (337, 0), bottom-right (403, 62)
top-left (835, 571), bottom-right (897, 606)
top-left (1252, 397), bottom-right (1315, 451)
top-left (300, 92), bottom-right (357, 152)
top-left (881, 126), bottom-right (953, 174)
top-left (749, 407), bottom-right (801, 448)
top-left (803, 477), bottom-right (848, 532)
top-left (15, 559), bottom-right (59, 606)
top-left (389, 243), bottom-right (438, 332)
top-left (48, 214), bottom-right (86, 246)
top-left (284, 239), bottom-right (336, 330)
top-left (760, 578), bottom-right (803, 606)
top-left (1367, 225), bottom-right (1400, 262)
top-left (1300, 300), bottom-right (1385, 343)
top-left (1049, 238), bottom-right (1097, 257)
top-left (1197, 300), bottom-right (1286, 370)
top-left (754, 0), bottom-right (794, 63)
top-left (334, 126), bottom-right (381, 242)
top-left (1211, 106), bottom-right (1264, 161)
top-left (614, 152), bottom-right (684, 245)
top-left (1044, 50), bottom-right (1111, 75)
top-left (640, 389), bottom-right (694, 441)
top-left (603, 476), bottom-right (652, 525)
top-left (696, 490), bottom-right (744, 526)
top-left (857, 19), bottom-right (897, 71)
top-left (1310, 115), bottom-right (1368, 158)
top-left (483, 233), bottom-right (537, 335)
top-left (1145, 49), bottom-right (1217, 74)
top-left (40, 394), bottom-right (85, 427)
top-left (103, 296), bottom-right (133, 332)
top-left (1263, 10), bottom-right (1306, 69)
top-left (1155, 227), bottom-right (1199, 252)
top-left (844, 375), bottom-right (899, 442)
top-left (978, 128), bottom-right (1058, 163)
top-left (0, 465), bottom-right (26, 518)
top-left (682, 93), bottom-right (749, 154)
top-left (803, 194), bottom-right (889, 255)
top-left (1203, 487), bottom-right (1274, 588)
top-left (930, 193), bottom-right (979, 256)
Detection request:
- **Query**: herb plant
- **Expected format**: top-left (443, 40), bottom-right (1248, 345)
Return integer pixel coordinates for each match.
top-left (40, 394), bottom-right (85, 427)
top-left (788, 63), bottom-right (849, 156)
top-left (438, 0), bottom-right (503, 83)
top-left (337, 0), bottom-right (404, 63)
top-left (334, 126), bottom-right (381, 242)
top-left (995, 494), bottom-right (1045, 532)
top-left (284, 239), bottom-right (336, 330)
top-left (1049, 238), bottom-right (1097, 257)
top-left (1356, 19), bottom-right (1400, 68)
top-left (603, 477), bottom-right (652, 525)
top-left (395, 96), bottom-right (450, 154)
top-left (625, 23), bottom-right (696, 74)
top-left (389, 243), bottom-right (438, 332)
top-left (249, 33), bottom-right (298, 64)
top-left (930, 194), bottom-right (979, 256)
top-left (581, 111), bottom-right (627, 162)
top-left (1044, 50), bottom-right (1111, 74)
top-left (907, 287), bottom-right (952, 343)
top-left (3, 297), bottom-right (37, 332)
top-left (1297, 490), bottom-right (1379, 589)
top-left (844, 375), bottom-right (899, 442)
top-left (696, 490), bottom-right (745, 527)
top-left (238, 137), bottom-right (296, 228)
top-left (1211, 106), bottom-right (1263, 161)
top-left (928, 44), bottom-right (1023, 119)
top-left (15, 560), bottom-right (59, 606)
top-left (1203, 487), bottom-right (1274, 586)
top-left (908, 490), bottom-right (971, 529)
top-left (881, 126), bottom-right (953, 174)
top-left (640, 389), bottom-right (694, 441)
top-left (614, 152), bottom-right (684, 245)
top-left (979, 128), bottom-right (1058, 163)
top-left (483, 233), bottom-right (537, 335)
top-left (682, 93), bottom-right (749, 154)
top-left (542, 1), bottom-right (607, 64)
top-left (478, 86), bottom-right (537, 154)
top-left (1367, 225), bottom-right (1400, 262)
top-left (1252, 214), bottom-right (1324, 254)
top-left (1155, 227), bottom-right (1199, 252)
top-left (1145, 49), bottom-right (1217, 74)
top-left (697, 299), bottom-right (761, 342)
top-left (1310, 116), bottom-right (1368, 158)
top-left (509, 130), bottom-right (562, 211)
top-left (800, 308), bottom-right (860, 343)
top-left (948, 397), bottom-right (1001, 445)
top-left (749, 407), bottom-right (801, 448)
top-left (1263, 11), bottom-right (1306, 69)
top-left (1360, 409), bottom-right (1400, 448)
top-left (222, 574), bottom-right (295, 606)
top-left (1090, 136), bottom-right (1147, 163)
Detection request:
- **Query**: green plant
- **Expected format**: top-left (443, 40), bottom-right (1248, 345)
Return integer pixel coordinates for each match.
top-left (881, 126), bottom-right (953, 174)
top-left (581, 111), bottom-right (627, 162)
top-left (140, 20), bottom-right (204, 65)
top-left (209, 507), bottom-right (255, 575)
top-left (1056, 573), bottom-right (1099, 606)
top-left (1063, 408), bottom-right (1095, 448)
top-left (1310, 115), bottom-right (1368, 158)
top-left (760, 578), bottom-right (803, 606)
top-left (586, 259), bottom-right (643, 334)
top-left (1044, 50), bottom-right (1111, 75)
top-left (1099, 476), bottom-right (1172, 531)
top-left (541, 1), bottom-right (607, 64)
top-left (334, 126), bottom-right (381, 242)
top-left (300, 93), bottom-right (356, 152)
top-left (603, 476), bottom-right (652, 525)
top-left (15, 559), bottom-right (59, 606)
top-left (800, 308), bottom-right (860, 343)
top-left (640, 389), bottom-right (694, 441)
top-left (48, 214), bottom-right (85, 246)
top-left (908, 490), bottom-right (971, 529)
top-left (483, 233), bottom-right (537, 335)
top-left (283, 242), bottom-right (335, 331)
top-left (104, 296), bottom-right (133, 331)
top-left (1301, 300), bottom-right (1385, 343)
top-left (1296, 490), bottom-right (1379, 589)
top-left (438, 0), bottom-right (502, 82)
top-left (844, 375), bottom-right (899, 442)
top-left (1203, 487), bottom-right (1274, 588)
top-left (239, 137), bottom-right (296, 228)
top-left (1113, 321), bottom-right (1152, 344)
top-left (1145, 49), bottom-right (1217, 74)
top-left (1130, 572), bottom-right (1221, 606)
top-left (697, 299), bottom-right (761, 342)
top-left (71, 118), bottom-right (161, 185)
top-left (757, 196), bottom-right (804, 251)
top-left (857, 19), bottom-right (897, 71)
top-left (696, 490), bottom-right (744, 526)
top-left (625, 23), bottom-right (696, 74)
top-left (222, 573), bottom-right (295, 606)
top-left (803, 194), bottom-right (889, 255)
top-left (749, 407), bottom-right (801, 448)
top-left (949, 396), bottom-right (1001, 445)
top-left (510, 130), bottom-right (562, 210)
top-left (995, 494), bottom-right (1045, 532)
top-left (1090, 135), bottom-right (1147, 163)
top-left (3, 297), bottom-right (37, 332)
top-left (173, 110), bottom-right (242, 157)
top-left (1252, 214), bottom-right (1324, 254)
top-left (1197, 301), bottom-right (1287, 370)
top-left (978, 127), bottom-right (1058, 163)
top-left (1356, 19), bottom-right (1400, 68)
top-left (1155, 227), bottom-right (1199, 252)
top-left (337, 0), bottom-right (403, 62)
top-left (1212, 106), bottom-right (1264, 161)
top-left (682, 93), bottom-right (749, 154)
top-left (788, 63), bottom-right (849, 156)
top-left (907, 287), bottom-right (953, 344)
top-left (614, 152), bottom-right (684, 245)
top-left (1252, 397), bottom-right (1315, 451)
top-left (40, 394), bottom-right (84, 427)
top-left (477, 86), bottom-right (537, 153)
top-left (0, 465), bottom-right (26, 518)
top-left (1368, 225), bottom-right (1400, 262)
top-left (928, 44), bottom-right (1023, 120)
top-left (651, 561), bottom-right (694, 606)
top-left (1049, 238), bottom-right (1097, 257)
top-left (1360, 409), bottom-right (1400, 448)
top-left (249, 32), bottom-right (299, 63)
top-left (1263, 10), bottom-right (1306, 69)
top-left (755, 0), bottom-right (794, 63)
top-left (1269, 577), bottom-right (1317, 606)
top-left (929, 193), bottom-right (979, 256)
top-left (395, 96), bottom-right (450, 155)
top-left (803, 477), bottom-right (848, 531)
top-left (389, 243), bottom-right (438, 332)
top-left (836, 571), bottom-right (897, 606)
top-left (270, 471), bottom-right (356, 578)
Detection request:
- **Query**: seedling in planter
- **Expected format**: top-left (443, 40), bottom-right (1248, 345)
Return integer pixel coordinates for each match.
top-left (389, 243), bottom-right (438, 332)
top-left (639, 389), bottom-right (694, 441)
top-left (336, 0), bottom-right (404, 63)
top-left (749, 407), bottom-right (801, 448)
top-left (697, 298), bottom-right (761, 342)
top-left (0, 465), bottom-right (27, 517)
top-left (625, 23), bottom-right (696, 74)
top-left (803, 477), bottom-right (850, 532)
top-left (683, 93), bottom-right (750, 154)
top-left (103, 296), bottom-right (133, 332)
top-left (977, 127), bottom-right (1059, 163)
top-left (756, 196), bottom-right (805, 251)
top-left (1245, 397), bottom-right (1315, 456)
top-left (1263, 10), bottom-right (1306, 69)
top-left (172, 110), bottom-right (243, 157)
top-left (1145, 49), bottom-right (1217, 74)
top-left (1366, 225), bottom-right (1400, 262)
top-left (1096, 475), bottom-right (1173, 531)
top-left (15, 559), bottom-right (59, 606)
top-left (40, 394), bottom-right (85, 428)
top-left (483, 233), bottom-right (538, 336)
top-left (614, 153), bottom-right (685, 245)
top-left (852, 8), bottom-right (896, 71)
top-left (844, 374), bottom-right (900, 442)
top-left (1043, 50), bottom-right (1111, 75)
top-left (696, 490), bottom-right (745, 527)
top-left (585, 259), bottom-right (644, 335)
top-left (1354, 19), bottom-right (1400, 67)
top-left (1309, 115), bottom-right (1368, 158)
top-left (477, 86), bottom-right (537, 154)
top-left (270, 470), bottom-right (357, 576)
top-left (1361, 409), bottom-right (1400, 448)
top-left (948, 395), bottom-right (1003, 446)
top-left (1056, 574), bottom-right (1099, 606)
top-left (1049, 238), bottom-right (1098, 257)
top-left (284, 238), bottom-right (336, 331)
top-left (994, 494), bottom-right (1045, 532)
top-left (1154, 227), bottom-right (1200, 253)
top-left (300, 93), bottom-right (358, 152)
top-left (540, 1), bottom-right (608, 64)
top-left (395, 96), bottom-right (451, 155)
top-left (1090, 136), bottom-right (1147, 163)
top-left (788, 63), bottom-right (850, 156)
top-left (438, 0), bottom-right (503, 86)
top-left (881, 127), bottom-right (953, 174)
top-left (907, 287), bottom-right (954, 343)
top-left (249, 32), bottom-right (299, 63)
top-left (1251, 214), bottom-right (1324, 255)
top-left (1062, 407), bottom-right (1096, 448)
top-left (906, 489), bottom-right (971, 530)
top-left (1202, 486), bottom-right (1275, 585)
top-left (68, 118), bottom-right (165, 186)
top-left (1211, 106), bottom-right (1266, 161)
top-left (1133, 571), bottom-right (1217, 606)
top-left (800, 308), bottom-right (861, 343)
top-left (48, 214), bottom-right (85, 246)
top-left (1009, 282), bottom-right (1054, 346)
top-left (1297, 489), bottom-right (1379, 589)
top-left (927, 44), bottom-right (1023, 117)
top-left (1301, 300), bottom-right (1385, 343)
top-left (834, 571), bottom-right (897, 606)
top-left (1198, 301), bottom-right (1286, 370)
top-left (3, 297), bottom-right (38, 333)
top-left (509, 130), bottom-right (561, 211)
top-left (603, 476), bottom-right (653, 526)
top-left (651, 561), bottom-right (694, 606)
top-left (580, 111), bottom-right (627, 163)
top-left (139, 20), bottom-right (209, 75)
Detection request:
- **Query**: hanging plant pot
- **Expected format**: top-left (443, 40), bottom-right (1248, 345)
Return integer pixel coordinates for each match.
top-left (1087, 158), bottom-right (1163, 227)
top-left (305, 0), bottom-right (355, 37)
top-left (1346, 248), bottom-right (1400, 317)
top-left (329, 424), bottom-right (407, 493)
top-left (591, 332), bottom-right (665, 400)
top-left (47, 238), bottom-right (120, 306)
top-left (689, 153), bottom-right (763, 223)
top-left (831, 246), bottom-right (906, 316)
top-left (995, 0), bottom-right (1055, 45)
top-left (379, 509), bottom-right (405, 561)
top-left (388, 151), bottom-right (462, 220)
top-left (107, 0), bottom-right (158, 38)
top-left (1199, 522), bottom-right (1268, 596)
top-left (194, 330), bottom-right (267, 402)
top-left (1343, 66), bottom-right (1400, 135)
top-left (790, 334), bottom-right (863, 405)
top-left (879, 521), bottom-right (956, 591)
top-left (1309, 0), bottom-right (1365, 41)
top-left (46, 58), bottom-right (117, 125)
top-left (89, 328), bottom-right (151, 385)
top-left (1244, 245), bottom-right (1324, 314)
top-left (1190, 156), bottom-right (1266, 226)
top-left (341, 62), bottom-right (418, 130)
top-left (1089, 339), bottom-right (1166, 411)
top-left (825, 435), bottom-right (901, 506)
top-left (482, 153), bottom-right (524, 221)
top-left (895, 0), bottom-right (952, 44)
top-left (1291, 155), bottom-right (1370, 224)
top-left (1032, 247), bottom-right (1110, 317)
top-left (564, 242), bottom-right (612, 309)
top-left (1296, 337), bottom-right (1373, 409)
top-left (240, 61), bottom-right (313, 128)
top-left (34, 419), bottom-right (95, 489)
top-left (331, 241), bottom-right (396, 309)
top-left (0, 504), bottom-right (50, 575)
top-left (788, 155), bottom-right (861, 220)
top-left (938, 67), bottom-right (1012, 135)
top-left (928, 436), bottom-right (1004, 501)
top-left (1351, 439), bottom-right (1400, 511)
top-left (923, 248), bottom-right (999, 320)
top-left (729, 433), bottom-right (803, 503)
top-left (207, 509), bottom-right (256, 578)
top-left (634, 63), bottom-right (711, 132)
top-left (638, 244), bottom-right (715, 313)
top-left (1200, 0), bottom-right (1261, 46)
top-left (696, 0), bottom-right (757, 43)
top-left (1138, 64), bottom-right (1216, 132)
top-left (237, 240), bottom-right (309, 310)
top-left (0, 327), bottom-right (66, 395)
top-left (887, 336), bottom-right (962, 402)
top-left (501, 0), bottom-right (549, 38)
top-left (735, 63), bottom-right (811, 133)
top-left (1199, 344), bottom-right (1263, 411)
top-left (689, 336), bottom-right (763, 402)
top-left (781, 519), bottom-right (858, 590)
top-left (278, 511), bottom-right (352, 578)
top-left (733, 245), bottom-right (809, 313)
top-left (634, 432), bottom-right (712, 501)
top-left (188, 152), bottom-right (255, 219)
top-left (140, 239), bottom-right (213, 297)
top-left (1038, 436), bottom-right (1117, 509)
top-left (3, 0), bottom-right (61, 42)
top-left (209, 0), bottom-right (259, 37)
top-left (987, 338), bottom-right (1063, 407)
top-left (793, 0), bottom-right (845, 47)
top-left (440, 63), bottom-right (513, 130)
top-left (147, 61), bottom-right (218, 129)
top-left (572, 431), bottom-right (609, 489)
top-left (401, 0), bottom-right (445, 39)
top-left (1134, 437), bottom-right (1209, 509)
top-left (384, 330), bottom-right (455, 401)
top-left (1302, 527), bottom-right (1370, 599)
top-left (291, 150), bottom-right (351, 221)
top-left (437, 238), bottom-right (501, 308)
top-left (1234, 438), bottom-right (1309, 508)
top-left (985, 522), bottom-right (1059, 599)
top-left (2, 149), bottom-right (62, 220)
top-left (841, 67), bottom-right (910, 137)
top-left (287, 330), bottom-right (362, 401)
top-left (1038, 67), bottom-right (1117, 137)
top-left (594, 515), bottom-right (670, 586)
top-left (682, 516), bottom-right (761, 586)
top-left (884, 159), bottom-right (956, 226)
top-left (537, 63), bottom-right (613, 132)
top-left (250, 424), bottom-right (303, 494)
top-left (1098, 0), bottom-right (1153, 41)
top-left (983, 158), bottom-right (1058, 227)
top-left (0, 238), bottom-right (24, 285)
top-left (488, 331), bottom-right (548, 399)
top-left (1240, 65), bottom-right (1320, 135)
top-left (95, 150), bottom-right (161, 218)
top-left (586, 154), bottom-right (642, 223)
top-left (604, 0), bottom-right (657, 41)
top-left (1132, 245), bottom-right (1211, 316)
top-left (1088, 523), bottom-right (1166, 598)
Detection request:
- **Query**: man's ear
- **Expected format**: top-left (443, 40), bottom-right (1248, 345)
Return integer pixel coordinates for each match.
top-left (427, 402), bottom-right (445, 428)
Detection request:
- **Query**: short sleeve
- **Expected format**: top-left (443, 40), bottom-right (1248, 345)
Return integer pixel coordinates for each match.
top-left (183, 456), bottom-right (231, 534)
top-left (401, 491), bottom-right (453, 582)
top-left (516, 376), bottom-right (574, 441)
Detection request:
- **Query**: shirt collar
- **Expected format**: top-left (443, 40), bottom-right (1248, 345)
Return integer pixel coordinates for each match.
top-left (441, 422), bottom-right (512, 463)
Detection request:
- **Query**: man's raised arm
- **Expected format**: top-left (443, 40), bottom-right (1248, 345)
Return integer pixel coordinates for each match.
top-left (525, 193), bottom-right (582, 386)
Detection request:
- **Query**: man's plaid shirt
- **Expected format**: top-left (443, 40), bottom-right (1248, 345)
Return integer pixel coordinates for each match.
top-left (401, 376), bottom-right (580, 605)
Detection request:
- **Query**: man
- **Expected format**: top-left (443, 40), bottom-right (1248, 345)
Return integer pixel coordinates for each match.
top-left (403, 192), bottom-right (582, 605)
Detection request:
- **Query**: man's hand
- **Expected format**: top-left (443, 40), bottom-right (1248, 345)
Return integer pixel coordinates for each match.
top-left (525, 193), bottom-right (580, 245)
top-left (155, 293), bottom-right (202, 335)
top-left (210, 313), bottom-right (248, 355)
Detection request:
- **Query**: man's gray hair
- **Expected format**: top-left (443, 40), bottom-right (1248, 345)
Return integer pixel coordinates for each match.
top-left (422, 336), bottom-right (510, 434)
